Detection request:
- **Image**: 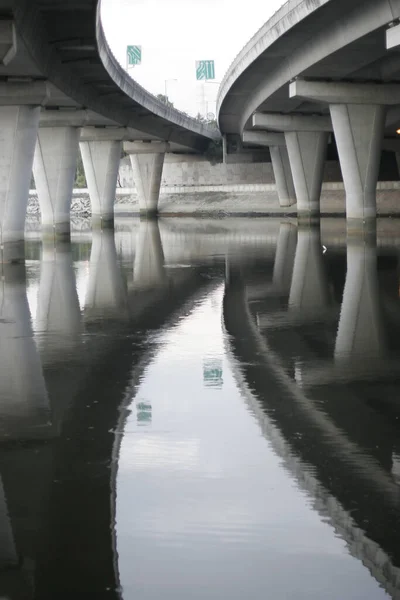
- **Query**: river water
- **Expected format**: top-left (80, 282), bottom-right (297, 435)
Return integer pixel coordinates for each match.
top-left (1, 216), bottom-right (400, 598)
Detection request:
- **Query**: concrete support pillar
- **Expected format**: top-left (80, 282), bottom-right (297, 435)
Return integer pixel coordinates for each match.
top-left (285, 131), bottom-right (329, 219)
top-left (124, 142), bottom-right (169, 217)
top-left (242, 131), bottom-right (296, 207)
top-left (36, 241), bottom-right (81, 342)
top-left (80, 140), bottom-right (122, 228)
top-left (133, 219), bottom-right (166, 288)
top-left (272, 222), bottom-right (297, 294)
top-left (335, 229), bottom-right (385, 360)
top-left (269, 146), bottom-right (296, 207)
top-left (0, 106), bottom-right (40, 262)
top-left (289, 224), bottom-right (330, 314)
top-left (33, 127), bottom-right (81, 238)
top-left (85, 230), bottom-right (127, 320)
top-left (0, 264), bottom-right (50, 437)
top-left (330, 104), bottom-right (385, 223)
top-left (252, 114), bottom-right (330, 220)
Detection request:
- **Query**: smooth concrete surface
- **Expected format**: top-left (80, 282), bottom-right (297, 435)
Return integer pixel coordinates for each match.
top-left (289, 225), bottom-right (330, 314)
top-left (290, 79), bottom-right (400, 106)
top-left (33, 127), bottom-right (81, 237)
top-left (335, 232), bottom-right (386, 360)
top-left (0, 106), bottom-right (40, 254)
top-left (269, 146), bottom-right (297, 207)
top-left (330, 104), bottom-right (386, 222)
top-left (80, 139), bottom-right (122, 226)
top-left (252, 113), bottom-right (332, 133)
top-left (285, 131), bottom-right (329, 218)
top-left (129, 153), bottom-right (166, 216)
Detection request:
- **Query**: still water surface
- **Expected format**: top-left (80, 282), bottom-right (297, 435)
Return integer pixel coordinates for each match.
top-left (1, 217), bottom-right (400, 598)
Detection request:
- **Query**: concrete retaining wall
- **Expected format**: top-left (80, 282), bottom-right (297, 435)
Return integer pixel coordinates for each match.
top-left (119, 157), bottom-right (343, 189)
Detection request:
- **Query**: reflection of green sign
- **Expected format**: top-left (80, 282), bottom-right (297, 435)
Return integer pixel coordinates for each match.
top-left (137, 401), bottom-right (151, 424)
top-left (196, 60), bottom-right (215, 80)
top-left (127, 45), bottom-right (142, 66)
top-left (203, 358), bottom-right (223, 388)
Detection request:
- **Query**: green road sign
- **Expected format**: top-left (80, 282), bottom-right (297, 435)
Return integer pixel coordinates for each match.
top-left (127, 45), bottom-right (142, 66)
top-left (196, 60), bottom-right (215, 80)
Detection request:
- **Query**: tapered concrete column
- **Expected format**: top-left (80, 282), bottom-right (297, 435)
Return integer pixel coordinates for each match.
top-left (289, 224), bottom-right (330, 314)
top-left (85, 230), bottom-right (127, 320)
top-left (330, 104), bottom-right (385, 223)
top-left (242, 130), bottom-right (296, 207)
top-left (335, 229), bottom-right (385, 360)
top-left (0, 106), bottom-right (40, 262)
top-left (124, 141), bottom-right (170, 217)
top-left (0, 263), bottom-right (50, 438)
top-left (272, 222), bottom-right (297, 294)
top-left (252, 114), bottom-right (330, 219)
top-left (285, 131), bottom-right (329, 219)
top-left (36, 241), bottom-right (81, 341)
top-left (80, 140), bottom-right (122, 228)
top-left (269, 146), bottom-right (296, 207)
top-left (33, 127), bottom-right (81, 238)
top-left (133, 219), bottom-right (166, 288)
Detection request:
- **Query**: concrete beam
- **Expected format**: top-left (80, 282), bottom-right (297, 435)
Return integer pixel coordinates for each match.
top-left (40, 110), bottom-right (117, 128)
top-left (290, 79), bottom-right (400, 106)
top-left (242, 130), bottom-right (285, 147)
top-left (252, 112), bottom-right (332, 132)
top-left (386, 23), bottom-right (400, 50)
top-left (124, 141), bottom-right (170, 155)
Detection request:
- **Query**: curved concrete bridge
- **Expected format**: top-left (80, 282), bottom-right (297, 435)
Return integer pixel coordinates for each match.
top-left (0, 0), bottom-right (219, 258)
top-left (217, 0), bottom-right (400, 223)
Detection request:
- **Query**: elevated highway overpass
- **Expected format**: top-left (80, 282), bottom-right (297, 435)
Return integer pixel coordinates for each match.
top-left (217, 0), bottom-right (400, 224)
top-left (0, 0), bottom-right (219, 258)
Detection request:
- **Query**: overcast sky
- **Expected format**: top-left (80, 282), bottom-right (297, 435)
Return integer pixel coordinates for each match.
top-left (100, 0), bottom-right (284, 116)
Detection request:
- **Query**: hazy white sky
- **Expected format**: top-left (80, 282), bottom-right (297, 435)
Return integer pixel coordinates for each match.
top-left (100, 0), bottom-right (284, 116)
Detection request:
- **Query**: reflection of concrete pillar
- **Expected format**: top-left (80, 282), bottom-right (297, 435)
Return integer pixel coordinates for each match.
top-left (273, 222), bottom-right (297, 294)
top-left (0, 264), bottom-right (50, 436)
top-left (133, 219), bottom-right (165, 287)
top-left (330, 104), bottom-right (385, 223)
top-left (33, 127), bottom-right (80, 238)
top-left (0, 476), bottom-right (17, 569)
top-left (270, 146), bottom-right (296, 207)
top-left (335, 230), bottom-right (385, 359)
top-left (124, 142), bottom-right (169, 217)
top-left (289, 225), bottom-right (330, 313)
top-left (0, 106), bottom-right (40, 262)
top-left (85, 230), bottom-right (127, 318)
top-left (80, 140), bottom-right (122, 227)
top-left (36, 242), bottom-right (81, 336)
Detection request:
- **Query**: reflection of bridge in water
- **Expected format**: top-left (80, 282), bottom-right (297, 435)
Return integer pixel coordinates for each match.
top-left (1, 217), bottom-right (400, 597)
top-left (223, 223), bottom-right (400, 598)
top-left (0, 219), bottom-right (220, 598)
